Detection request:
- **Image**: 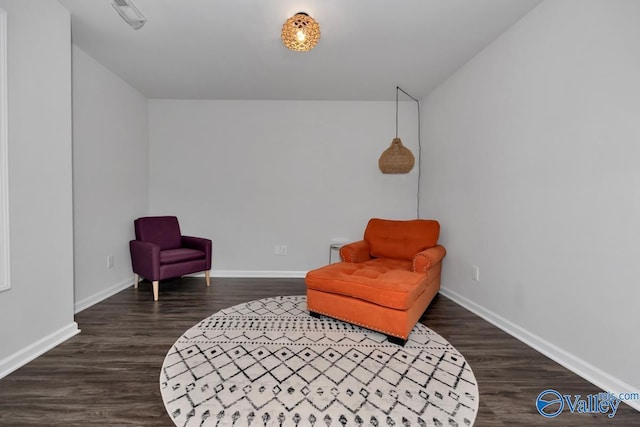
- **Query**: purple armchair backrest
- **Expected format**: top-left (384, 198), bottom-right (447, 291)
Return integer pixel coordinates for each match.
top-left (134, 216), bottom-right (182, 250)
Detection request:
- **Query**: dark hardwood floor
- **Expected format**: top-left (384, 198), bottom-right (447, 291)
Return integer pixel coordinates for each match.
top-left (0, 277), bottom-right (637, 426)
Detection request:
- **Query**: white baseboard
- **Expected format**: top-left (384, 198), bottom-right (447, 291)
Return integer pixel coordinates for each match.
top-left (194, 270), bottom-right (308, 279)
top-left (75, 272), bottom-right (305, 314)
top-left (0, 322), bottom-right (80, 380)
top-left (74, 276), bottom-right (134, 313)
top-left (439, 287), bottom-right (640, 412)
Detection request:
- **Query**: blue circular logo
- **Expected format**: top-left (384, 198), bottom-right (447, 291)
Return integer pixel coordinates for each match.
top-left (536, 389), bottom-right (564, 418)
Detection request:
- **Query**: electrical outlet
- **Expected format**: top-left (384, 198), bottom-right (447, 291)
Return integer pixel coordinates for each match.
top-left (274, 245), bottom-right (288, 255)
top-left (107, 255), bottom-right (114, 269)
top-left (471, 265), bottom-right (480, 282)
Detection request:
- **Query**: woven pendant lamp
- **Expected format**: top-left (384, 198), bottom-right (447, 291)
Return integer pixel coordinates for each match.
top-left (379, 87), bottom-right (415, 174)
top-left (379, 138), bottom-right (415, 174)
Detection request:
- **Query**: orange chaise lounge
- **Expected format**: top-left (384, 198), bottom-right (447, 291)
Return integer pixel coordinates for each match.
top-left (305, 218), bottom-right (446, 345)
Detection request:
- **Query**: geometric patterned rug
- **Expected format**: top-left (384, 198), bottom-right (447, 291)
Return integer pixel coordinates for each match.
top-left (160, 296), bottom-right (479, 426)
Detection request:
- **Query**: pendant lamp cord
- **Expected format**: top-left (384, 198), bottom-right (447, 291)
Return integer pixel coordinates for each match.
top-left (395, 88), bottom-right (399, 138)
top-left (395, 86), bottom-right (422, 218)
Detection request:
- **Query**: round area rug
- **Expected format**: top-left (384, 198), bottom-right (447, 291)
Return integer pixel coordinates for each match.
top-left (160, 296), bottom-right (478, 426)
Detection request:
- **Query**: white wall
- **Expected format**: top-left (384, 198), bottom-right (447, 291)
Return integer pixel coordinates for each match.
top-left (0, 0), bottom-right (77, 376)
top-left (72, 45), bottom-right (148, 311)
top-left (149, 100), bottom-right (419, 274)
top-left (420, 0), bottom-right (639, 393)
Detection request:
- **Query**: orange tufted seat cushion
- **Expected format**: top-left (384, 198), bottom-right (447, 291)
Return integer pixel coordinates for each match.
top-left (306, 258), bottom-right (427, 310)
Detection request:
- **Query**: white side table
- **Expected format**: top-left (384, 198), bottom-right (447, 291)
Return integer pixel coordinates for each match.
top-left (329, 243), bottom-right (343, 264)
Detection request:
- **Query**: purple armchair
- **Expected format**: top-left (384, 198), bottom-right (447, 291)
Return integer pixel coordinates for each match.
top-left (129, 216), bottom-right (212, 301)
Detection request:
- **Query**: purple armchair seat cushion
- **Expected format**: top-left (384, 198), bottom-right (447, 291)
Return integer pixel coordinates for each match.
top-left (160, 248), bottom-right (206, 265)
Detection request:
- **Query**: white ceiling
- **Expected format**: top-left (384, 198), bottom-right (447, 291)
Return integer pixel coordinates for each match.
top-left (58, 0), bottom-right (542, 101)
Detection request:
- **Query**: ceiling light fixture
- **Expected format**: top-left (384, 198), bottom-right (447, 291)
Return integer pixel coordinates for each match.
top-left (111, 0), bottom-right (146, 30)
top-left (281, 12), bottom-right (320, 52)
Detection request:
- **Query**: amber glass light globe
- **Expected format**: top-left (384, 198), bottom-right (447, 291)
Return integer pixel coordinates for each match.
top-left (281, 13), bottom-right (320, 52)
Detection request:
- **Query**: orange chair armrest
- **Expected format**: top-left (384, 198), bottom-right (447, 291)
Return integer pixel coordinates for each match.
top-left (413, 245), bottom-right (446, 273)
top-left (339, 240), bottom-right (371, 263)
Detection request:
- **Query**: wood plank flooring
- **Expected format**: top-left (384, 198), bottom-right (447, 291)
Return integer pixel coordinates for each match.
top-left (0, 277), bottom-right (638, 425)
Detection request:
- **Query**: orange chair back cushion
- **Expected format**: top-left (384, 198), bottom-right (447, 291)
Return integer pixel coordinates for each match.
top-left (364, 218), bottom-right (440, 261)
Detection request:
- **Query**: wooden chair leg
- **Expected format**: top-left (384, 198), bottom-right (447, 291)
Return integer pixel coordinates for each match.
top-left (205, 270), bottom-right (211, 287)
top-left (152, 280), bottom-right (159, 301)
top-left (133, 274), bottom-right (139, 289)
